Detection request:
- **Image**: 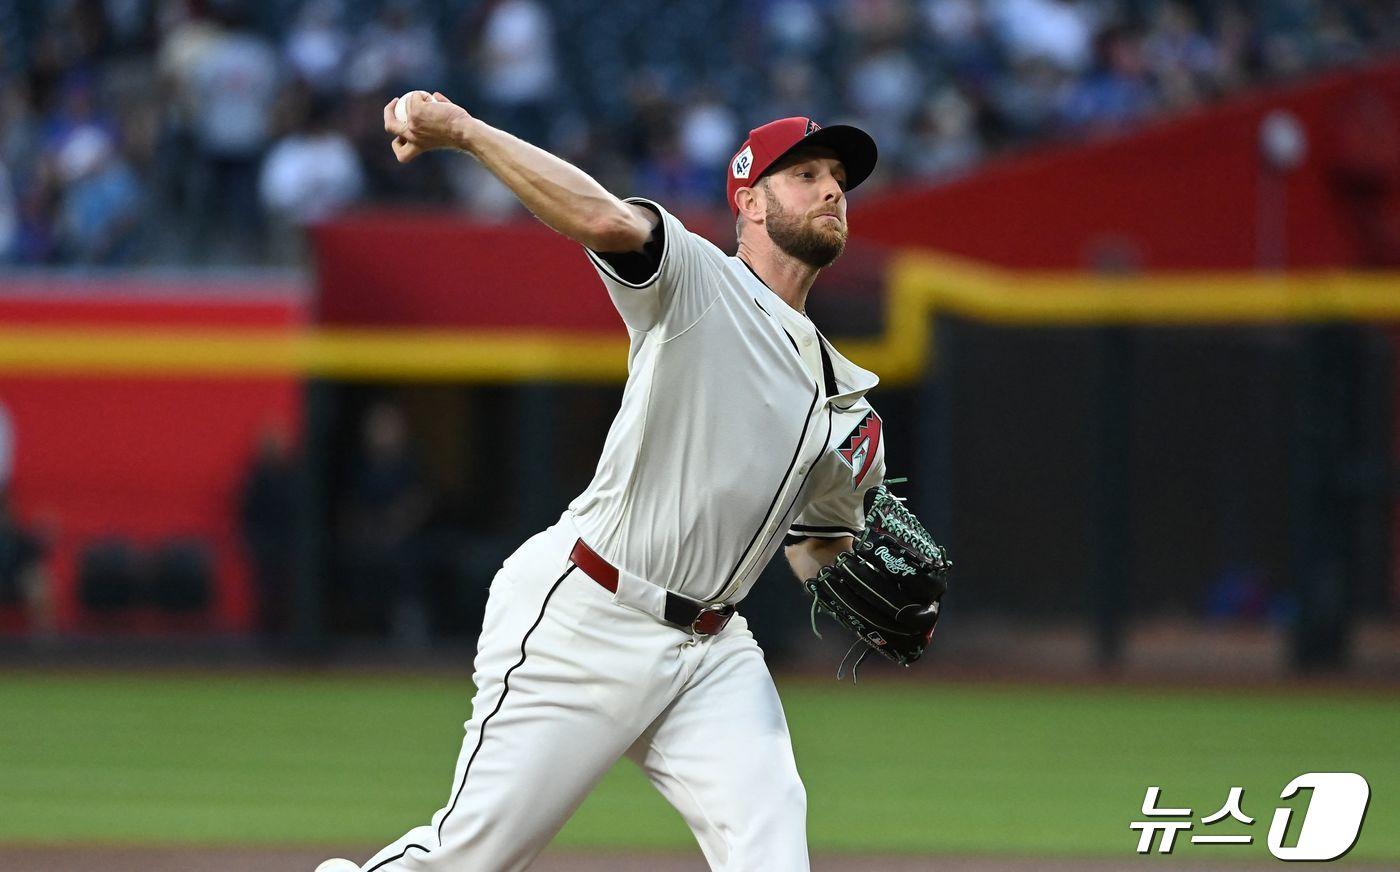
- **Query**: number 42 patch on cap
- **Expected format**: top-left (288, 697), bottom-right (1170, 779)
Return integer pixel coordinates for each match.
top-left (732, 145), bottom-right (753, 179)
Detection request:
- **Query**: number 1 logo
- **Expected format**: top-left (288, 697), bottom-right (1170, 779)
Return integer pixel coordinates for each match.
top-left (1267, 773), bottom-right (1370, 861)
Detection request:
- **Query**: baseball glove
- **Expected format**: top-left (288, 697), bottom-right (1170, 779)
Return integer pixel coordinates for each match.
top-left (805, 484), bottom-right (951, 675)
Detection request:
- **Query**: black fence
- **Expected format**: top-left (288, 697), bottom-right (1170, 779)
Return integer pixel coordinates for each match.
top-left (292, 320), bottom-right (1397, 670)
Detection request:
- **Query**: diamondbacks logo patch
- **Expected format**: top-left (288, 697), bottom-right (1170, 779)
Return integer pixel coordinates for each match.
top-left (836, 410), bottom-right (881, 488)
top-left (732, 145), bottom-right (753, 179)
top-left (805, 119), bottom-right (821, 135)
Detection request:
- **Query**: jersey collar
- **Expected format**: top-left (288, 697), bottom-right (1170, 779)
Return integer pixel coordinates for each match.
top-left (817, 332), bottom-right (879, 408)
top-left (733, 255), bottom-right (879, 406)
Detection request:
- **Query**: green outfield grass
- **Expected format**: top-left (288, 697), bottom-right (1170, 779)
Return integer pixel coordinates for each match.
top-left (0, 671), bottom-right (1395, 861)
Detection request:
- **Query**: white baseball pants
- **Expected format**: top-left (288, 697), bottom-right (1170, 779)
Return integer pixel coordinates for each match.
top-left (358, 512), bottom-right (810, 872)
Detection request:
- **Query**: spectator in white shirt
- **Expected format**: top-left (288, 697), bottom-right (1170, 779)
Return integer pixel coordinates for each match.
top-left (285, 0), bottom-right (351, 95)
top-left (259, 94), bottom-right (364, 259)
top-left (186, 6), bottom-right (281, 258)
top-left (475, 0), bottom-right (557, 145)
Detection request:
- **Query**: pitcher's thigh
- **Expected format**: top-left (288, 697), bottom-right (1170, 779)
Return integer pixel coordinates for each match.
top-left (628, 633), bottom-right (809, 872)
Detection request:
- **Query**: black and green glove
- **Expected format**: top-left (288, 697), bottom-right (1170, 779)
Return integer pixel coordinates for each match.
top-left (805, 485), bottom-right (951, 669)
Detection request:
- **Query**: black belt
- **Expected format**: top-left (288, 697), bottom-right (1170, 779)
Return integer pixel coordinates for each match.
top-left (569, 539), bottom-right (735, 636)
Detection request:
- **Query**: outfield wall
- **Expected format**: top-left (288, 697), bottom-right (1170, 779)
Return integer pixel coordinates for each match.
top-left (0, 278), bottom-right (305, 633)
top-left (1, 262), bottom-right (1396, 643)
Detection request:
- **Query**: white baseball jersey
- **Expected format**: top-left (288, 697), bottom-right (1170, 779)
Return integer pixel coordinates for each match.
top-left (354, 197), bottom-right (878, 872)
top-left (569, 197), bottom-right (887, 604)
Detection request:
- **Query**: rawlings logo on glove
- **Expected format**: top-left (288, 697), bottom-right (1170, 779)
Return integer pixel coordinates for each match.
top-left (874, 545), bottom-right (917, 576)
top-left (805, 484), bottom-right (951, 676)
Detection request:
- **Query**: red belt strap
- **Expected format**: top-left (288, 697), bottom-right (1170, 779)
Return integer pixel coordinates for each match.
top-left (569, 538), bottom-right (619, 592)
top-left (569, 538), bottom-right (734, 636)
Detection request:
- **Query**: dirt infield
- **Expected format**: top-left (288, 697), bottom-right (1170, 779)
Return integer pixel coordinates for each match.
top-left (5, 847), bottom-right (1388, 871)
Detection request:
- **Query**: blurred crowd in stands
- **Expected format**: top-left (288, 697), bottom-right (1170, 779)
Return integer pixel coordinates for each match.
top-left (0, 0), bottom-right (1396, 266)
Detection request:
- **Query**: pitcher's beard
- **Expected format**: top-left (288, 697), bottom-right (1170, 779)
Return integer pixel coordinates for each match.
top-left (766, 200), bottom-right (847, 269)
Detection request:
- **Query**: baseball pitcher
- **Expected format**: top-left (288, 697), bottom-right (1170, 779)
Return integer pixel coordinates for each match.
top-left (318, 91), bottom-right (950, 872)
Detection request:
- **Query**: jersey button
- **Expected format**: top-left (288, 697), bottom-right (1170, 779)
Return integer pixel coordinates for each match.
top-left (798, 462), bottom-right (810, 475)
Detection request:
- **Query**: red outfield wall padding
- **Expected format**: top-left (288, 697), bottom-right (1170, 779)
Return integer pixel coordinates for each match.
top-left (312, 216), bottom-right (639, 331)
top-left (310, 210), bottom-right (889, 330)
top-left (0, 298), bottom-right (304, 328)
top-left (0, 289), bottom-right (305, 634)
top-left (849, 61), bottom-right (1400, 270)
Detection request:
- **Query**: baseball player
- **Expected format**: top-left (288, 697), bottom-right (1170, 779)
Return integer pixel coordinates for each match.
top-left (319, 92), bottom-right (928, 872)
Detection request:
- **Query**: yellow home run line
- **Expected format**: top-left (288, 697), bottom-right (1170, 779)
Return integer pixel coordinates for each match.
top-left (2, 257), bottom-right (1398, 383)
top-left (898, 255), bottom-right (1400, 326)
top-left (0, 329), bottom-right (631, 383)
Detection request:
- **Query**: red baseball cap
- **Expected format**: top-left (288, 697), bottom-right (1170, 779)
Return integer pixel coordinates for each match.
top-left (726, 117), bottom-right (878, 215)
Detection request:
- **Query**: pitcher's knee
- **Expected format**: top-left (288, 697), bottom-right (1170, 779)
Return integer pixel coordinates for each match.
top-left (780, 775), bottom-right (808, 827)
top-left (726, 773), bottom-right (808, 871)
top-left (744, 768), bottom-right (807, 836)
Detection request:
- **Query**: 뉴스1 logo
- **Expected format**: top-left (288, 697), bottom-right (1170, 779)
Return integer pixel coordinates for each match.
top-left (1130, 773), bottom-right (1370, 861)
top-left (874, 545), bottom-right (916, 576)
top-left (732, 146), bottom-right (753, 179)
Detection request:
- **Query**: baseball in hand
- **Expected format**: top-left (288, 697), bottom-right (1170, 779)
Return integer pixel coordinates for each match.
top-left (394, 90), bottom-right (437, 125)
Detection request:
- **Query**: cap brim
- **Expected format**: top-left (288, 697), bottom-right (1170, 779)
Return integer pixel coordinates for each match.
top-left (767, 124), bottom-right (879, 192)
